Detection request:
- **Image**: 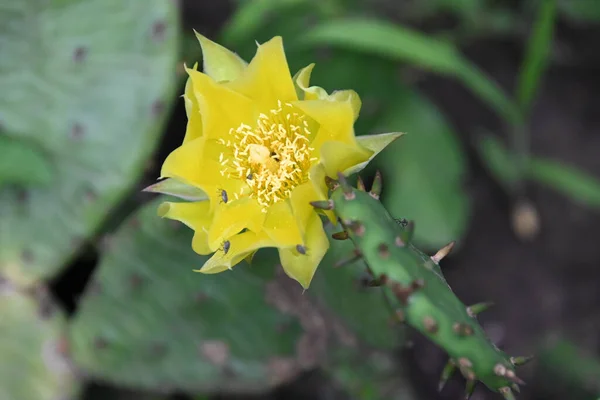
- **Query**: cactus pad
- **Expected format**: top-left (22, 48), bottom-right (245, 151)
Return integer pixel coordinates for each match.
top-left (0, 282), bottom-right (79, 400)
top-left (0, 0), bottom-right (179, 285)
top-left (69, 197), bottom-right (362, 394)
top-left (312, 172), bottom-right (531, 399)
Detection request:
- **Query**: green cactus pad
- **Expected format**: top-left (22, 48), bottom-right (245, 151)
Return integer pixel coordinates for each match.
top-left (0, 0), bottom-right (179, 285)
top-left (318, 173), bottom-right (528, 398)
top-left (309, 221), bottom-right (405, 350)
top-left (326, 349), bottom-right (418, 400)
top-left (69, 197), bottom-right (364, 394)
top-left (0, 283), bottom-right (79, 400)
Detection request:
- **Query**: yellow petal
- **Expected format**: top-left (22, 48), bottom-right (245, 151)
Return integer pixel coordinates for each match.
top-left (328, 90), bottom-right (361, 122)
top-left (157, 201), bottom-right (212, 254)
top-left (196, 230), bottom-right (275, 274)
top-left (186, 67), bottom-right (257, 142)
top-left (293, 63), bottom-right (361, 121)
top-left (279, 213), bottom-right (329, 289)
top-left (160, 137), bottom-right (252, 212)
top-left (263, 200), bottom-right (303, 248)
top-left (159, 136), bottom-right (205, 187)
top-left (293, 63), bottom-right (327, 101)
top-left (225, 36), bottom-right (297, 110)
top-left (289, 182), bottom-right (319, 234)
top-left (319, 140), bottom-right (372, 178)
top-left (344, 132), bottom-right (406, 176)
top-left (292, 99), bottom-right (358, 160)
top-left (182, 63), bottom-right (203, 143)
top-left (207, 196), bottom-right (265, 250)
top-left (194, 30), bottom-right (248, 82)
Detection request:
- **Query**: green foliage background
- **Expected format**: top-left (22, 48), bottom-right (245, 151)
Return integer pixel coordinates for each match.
top-left (1, 0), bottom-right (600, 399)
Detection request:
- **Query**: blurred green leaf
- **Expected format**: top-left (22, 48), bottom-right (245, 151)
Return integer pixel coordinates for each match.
top-left (475, 133), bottom-right (521, 192)
top-left (368, 88), bottom-right (470, 249)
top-left (0, 136), bottom-right (53, 187)
top-left (527, 157), bottom-right (600, 208)
top-left (221, 0), bottom-right (339, 48)
top-left (516, 0), bottom-right (557, 115)
top-left (557, 0), bottom-right (600, 23)
top-left (299, 18), bottom-right (522, 125)
top-left (537, 339), bottom-right (600, 399)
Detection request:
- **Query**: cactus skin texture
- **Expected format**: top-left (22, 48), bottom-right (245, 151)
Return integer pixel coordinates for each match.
top-left (0, 283), bottom-right (79, 400)
top-left (313, 172), bottom-right (530, 399)
top-left (70, 196), bottom-right (384, 395)
top-left (0, 0), bottom-right (179, 286)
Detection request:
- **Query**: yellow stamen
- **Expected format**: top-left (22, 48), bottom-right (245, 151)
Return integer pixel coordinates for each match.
top-left (219, 101), bottom-right (314, 211)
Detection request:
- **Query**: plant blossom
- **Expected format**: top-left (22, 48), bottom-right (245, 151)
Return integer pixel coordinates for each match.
top-left (148, 33), bottom-right (402, 288)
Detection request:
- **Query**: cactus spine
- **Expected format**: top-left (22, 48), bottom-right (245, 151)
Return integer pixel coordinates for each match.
top-left (311, 172), bottom-right (531, 399)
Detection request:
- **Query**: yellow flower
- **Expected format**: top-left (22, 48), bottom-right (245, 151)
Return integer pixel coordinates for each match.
top-left (152, 32), bottom-right (402, 289)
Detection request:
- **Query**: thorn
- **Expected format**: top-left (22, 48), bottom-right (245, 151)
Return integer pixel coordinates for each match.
top-left (505, 370), bottom-right (526, 386)
top-left (377, 243), bottom-right (390, 259)
top-left (464, 379), bottom-right (476, 400)
top-left (369, 170), bottom-right (383, 199)
top-left (423, 316), bottom-right (438, 333)
top-left (310, 200), bottom-right (334, 210)
top-left (511, 384), bottom-right (520, 393)
top-left (399, 220), bottom-right (415, 245)
top-left (467, 302), bottom-right (494, 317)
top-left (325, 176), bottom-right (339, 190)
top-left (336, 172), bottom-right (353, 196)
top-left (510, 355), bottom-right (534, 366)
top-left (333, 250), bottom-right (362, 268)
top-left (345, 220), bottom-right (365, 236)
top-left (431, 241), bottom-right (455, 263)
top-left (499, 387), bottom-right (515, 400)
top-left (331, 231), bottom-right (349, 240)
top-left (438, 360), bottom-right (456, 392)
top-left (356, 176), bottom-right (366, 191)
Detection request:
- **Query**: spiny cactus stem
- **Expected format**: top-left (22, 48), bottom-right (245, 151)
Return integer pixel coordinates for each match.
top-left (336, 172), bottom-right (353, 197)
top-left (390, 279), bottom-right (425, 305)
top-left (398, 220), bottom-right (415, 245)
top-left (365, 273), bottom-right (388, 287)
top-left (494, 363), bottom-right (526, 386)
top-left (344, 220), bottom-right (365, 236)
top-left (438, 359), bottom-right (456, 392)
top-left (369, 170), bottom-right (383, 199)
top-left (431, 241), bottom-right (455, 263)
top-left (453, 322), bottom-right (474, 336)
top-left (466, 302), bottom-right (495, 317)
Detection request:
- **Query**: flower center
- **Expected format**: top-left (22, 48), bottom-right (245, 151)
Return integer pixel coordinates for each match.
top-left (218, 101), bottom-right (317, 211)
